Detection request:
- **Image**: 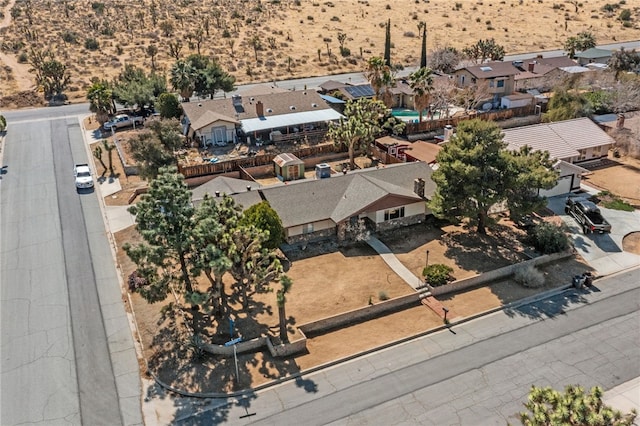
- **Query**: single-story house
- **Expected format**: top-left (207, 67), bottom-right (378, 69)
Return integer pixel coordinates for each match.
top-left (273, 153), bottom-right (305, 181)
top-left (574, 48), bottom-right (612, 66)
top-left (257, 161), bottom-right (435, 243)
top-left (514, 56), bottom-right (578, 92)
top-left (181, 90), bottom-right (344, 147)
top-left (190, 162), bottom-right (435, 244)
top-left (502, 117), bottom-right (615, 195)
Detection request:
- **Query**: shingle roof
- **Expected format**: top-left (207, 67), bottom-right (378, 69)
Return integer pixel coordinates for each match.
top-left (273, 153), bottom-right (304, 167)
top-left (182, 90), bottom-right (335, 128)
top-left (190, 110), bottom-right (239, 131)
top-left (459, 61), bottom-right (519, 79)
top-left (575, 48), bottom-right (611, 59)
top-left (260, 162), bottom-right (435, 227)
top-left (319, 80), bottom-right (349, 91)
top-left (522, 56), bottom-right (577, 68)
top-left (502, 117), bottom-right (615, 161)
top-left (191, 176), bottom-right (261, 201)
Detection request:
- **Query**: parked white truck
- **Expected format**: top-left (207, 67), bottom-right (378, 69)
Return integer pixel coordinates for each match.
top-left (103, 114), bottom-right (144, 131)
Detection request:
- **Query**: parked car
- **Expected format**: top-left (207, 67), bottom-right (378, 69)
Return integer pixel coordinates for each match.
top-left (103, 114), bottom-right (144, 131)
top-left (74, 163), bottom-right (94, 189)
top-left (565, 197), bottom-right (612, 234)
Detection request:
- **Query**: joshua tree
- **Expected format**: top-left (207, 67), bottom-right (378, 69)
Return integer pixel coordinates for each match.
top-left (93, 145), bottom-right (106, 172)
top-left (250, 35), bottom-right (262, 61)
top-left (102, 139), bottom-right (116, 176)
top-left (146, 44), bottom-right (158, 71)
top-left (277, 275), bottom-right (293, 343)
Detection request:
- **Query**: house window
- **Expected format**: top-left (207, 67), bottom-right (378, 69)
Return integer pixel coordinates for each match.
top-left (592, 145), bottom-right (602, 154)
top-left (303, 223), bottom-right (314, 234)
top-left (578, 149), bottom-right (587, 160)
top-left (384, 207), bottom-right (405, 221)
top-left (497, 80), bottom-right (505, 88)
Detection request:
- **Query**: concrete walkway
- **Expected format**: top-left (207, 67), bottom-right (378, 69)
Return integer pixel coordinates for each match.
top-left (366, 236), bottom-right (424, 290)
top-left (603, 377), bottom-right (640, 423)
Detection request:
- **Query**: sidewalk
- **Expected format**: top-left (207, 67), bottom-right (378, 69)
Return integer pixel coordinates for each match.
top-left (604, 377), bottom-right (640, 424)
top-left (367, 236), bottom-right (423, 289)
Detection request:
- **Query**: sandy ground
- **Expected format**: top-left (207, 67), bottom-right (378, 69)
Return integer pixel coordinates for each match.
top-left (1, 0), bottom-right (639, 103)
top-left (581, 154), bottom-right (640, 206)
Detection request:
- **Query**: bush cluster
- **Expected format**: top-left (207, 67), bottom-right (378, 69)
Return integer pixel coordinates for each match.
top-left (422, 264), bottom-right (454, 287)
top-left (525, 222), bottom-right (571, 254)
top-left (128, 270), bottom-right (148, 292)
top-left (514, 265), bottom-right (546, 288)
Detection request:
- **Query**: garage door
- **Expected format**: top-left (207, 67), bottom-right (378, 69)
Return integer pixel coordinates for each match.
top-left (540, 175), bottom-right (572, 197)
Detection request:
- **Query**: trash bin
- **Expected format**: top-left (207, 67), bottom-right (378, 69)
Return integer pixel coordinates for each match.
top-left (584, 272), bottom-right (593, 287)
top-left (573, 275), bottom-right (585, 289)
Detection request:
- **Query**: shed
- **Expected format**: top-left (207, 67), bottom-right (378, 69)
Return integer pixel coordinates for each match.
top-left (274, 153), bottom-right (305, 181)
top-left (500, 93), bottom-right (534, 109)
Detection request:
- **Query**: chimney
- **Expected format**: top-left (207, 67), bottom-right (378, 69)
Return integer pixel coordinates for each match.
top-left (256, 100), bottom-right (264, 117)
top-left (444, 125), bottom-right (454, 141)
top-left (215, 191), bottom-right (220, 197)
top-left (414, 178), bottom-right (425, 198)
top-left (247, 185), bottom-right (252, 191)
top-left (616, 113), bottom-right (625, 129)
top-left (528, 62), bottom-right (535, 72)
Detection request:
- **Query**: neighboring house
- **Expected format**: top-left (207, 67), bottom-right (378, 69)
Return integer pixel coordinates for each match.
top-left (181, 90), bottom-right (344, 146)
top-left (192, 162), bottom-right (435, 243)
top-left (318, 80), bottom-right (349, 94)
top-left (574, 48), bottom-right (612, 66)
top-left (453, 61), bottom-right (519, 106)
top-left (388, 79), bottom-right (415, 109)
top-left (336, 84), bottom-right (376, 101)
top-left (373, 135), bottom-right (441, 166)
top-left (514, 56), bottom-right (578, 92)
top-left (502, 117), bottom-right (615, 195)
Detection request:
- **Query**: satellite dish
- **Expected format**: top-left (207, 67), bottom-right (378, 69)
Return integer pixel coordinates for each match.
top-left (482, 102), bottom-right (492, 111)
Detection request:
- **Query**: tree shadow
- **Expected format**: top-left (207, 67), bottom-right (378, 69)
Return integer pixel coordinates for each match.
top-left (378, 222), bottom-right (445, 254)
top-left (503, 287), bottom-right (592, 320)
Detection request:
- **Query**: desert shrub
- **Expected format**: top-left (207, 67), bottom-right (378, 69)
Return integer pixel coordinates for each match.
top-left (619, 9), bottom-right (631, 21)
top-left (91, 1), bottom-right (105, 14)
top-left (17, 51), bottom-right (28, 63)
top-left (602, 3), bottom-right (619, 12)
top-left (378, 291), bottom-right (389, 301)
top-left (61, 30), bottom-right (78, 44)
top-left (525, 222), bottom-right (570, 254)
top-left (514, 264), bottom-right (546, 288)
top-left (339, 46), bottom-right (350, 57)
top-left (85, 38), bottom-right (100, 50)
top-left (330, 16), bottom-right (340, 21)
top-left (0, 115), bottom-right (6, 132)
top-left (127, 270), bottom-right (148, 292)
top-left (423, 264), bottom-right (454, 287)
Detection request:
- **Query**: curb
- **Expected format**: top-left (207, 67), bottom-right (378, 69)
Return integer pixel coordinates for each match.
top-left (147, 280), bottom-right (586, 399)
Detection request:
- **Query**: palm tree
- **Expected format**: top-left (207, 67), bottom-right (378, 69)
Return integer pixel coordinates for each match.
top-left (365, 56), bottom-right (395, 107)
top-left (86, 80), bottom-right (113, 125)
top-left (170, 59), bottom-right (197, 101)
top-left (277, 275), bottom-right (293, 343)
top-left (408, 67), bottom-right (434, 122)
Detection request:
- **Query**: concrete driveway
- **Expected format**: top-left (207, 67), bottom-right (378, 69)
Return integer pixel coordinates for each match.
top-left (546, 189), bottom-right (640, 276)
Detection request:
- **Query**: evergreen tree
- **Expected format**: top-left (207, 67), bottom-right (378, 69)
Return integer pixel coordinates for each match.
top-left (419, 22), bottom-right (427, 68)
top-left (240, 201), bottom-right (285, 250)
top-left (429, 119), bottom-right (557, 234)
top-left (384, 19), bottom-right (391, 67)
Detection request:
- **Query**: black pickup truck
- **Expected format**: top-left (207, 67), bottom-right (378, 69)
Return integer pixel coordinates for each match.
top-left (565, 197), bottom-right (612, 234)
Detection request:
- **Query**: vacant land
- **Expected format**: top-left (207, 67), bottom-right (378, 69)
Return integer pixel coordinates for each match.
top-left (1, 0), bottom-right (638, 104)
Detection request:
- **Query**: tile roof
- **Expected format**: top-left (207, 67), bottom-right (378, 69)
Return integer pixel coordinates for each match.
top-left (260, 162), bottom-right (435, 228)
top-left (502, 117), bottom-right (615, 161)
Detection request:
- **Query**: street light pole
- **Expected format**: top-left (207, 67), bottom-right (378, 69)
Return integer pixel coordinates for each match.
top-left (442, 307), bottom-right (449, 324)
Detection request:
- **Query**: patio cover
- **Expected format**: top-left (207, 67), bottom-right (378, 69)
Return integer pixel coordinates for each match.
top-left (241, 109), bottom-right (344, 133)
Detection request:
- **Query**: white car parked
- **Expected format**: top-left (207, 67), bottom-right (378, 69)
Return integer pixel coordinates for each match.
top-left (74, 164), bottom-right (94, 189)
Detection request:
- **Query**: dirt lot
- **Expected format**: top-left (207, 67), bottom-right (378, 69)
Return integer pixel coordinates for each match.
top-left (581, 154), bottom-right (640, 207)
top-left (1, 0), bottom-right (637, 106)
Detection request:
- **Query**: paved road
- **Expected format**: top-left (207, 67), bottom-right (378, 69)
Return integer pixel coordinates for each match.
top-left (169, 268), bottom-right (639, 425)
top-left (0, 111), bottom-right (141, 425)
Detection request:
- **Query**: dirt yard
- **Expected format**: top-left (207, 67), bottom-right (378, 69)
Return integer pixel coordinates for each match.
top-left (581, 154), bottom-right (640, 207)
top-left (1, 0), bottom-right (638, 106)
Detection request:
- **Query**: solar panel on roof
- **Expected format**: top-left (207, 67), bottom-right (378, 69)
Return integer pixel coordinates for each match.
top-left (344, 85), bottom-right (375, 98)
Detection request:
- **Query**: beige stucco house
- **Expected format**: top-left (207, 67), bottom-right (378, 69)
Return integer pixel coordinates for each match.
top-left (453, 61), bottom-right (519, 107)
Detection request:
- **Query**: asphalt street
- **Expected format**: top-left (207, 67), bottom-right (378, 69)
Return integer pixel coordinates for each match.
top-left (0, 112), bottom-right (141, 425)
top-left (172, 269), bottom-right (639, 425)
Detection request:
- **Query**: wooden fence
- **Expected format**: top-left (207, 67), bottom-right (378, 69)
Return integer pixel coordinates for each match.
top-left (178, 143), bottom-right (346, 179)
top-left (405, 105), bottom-right (537, 135)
